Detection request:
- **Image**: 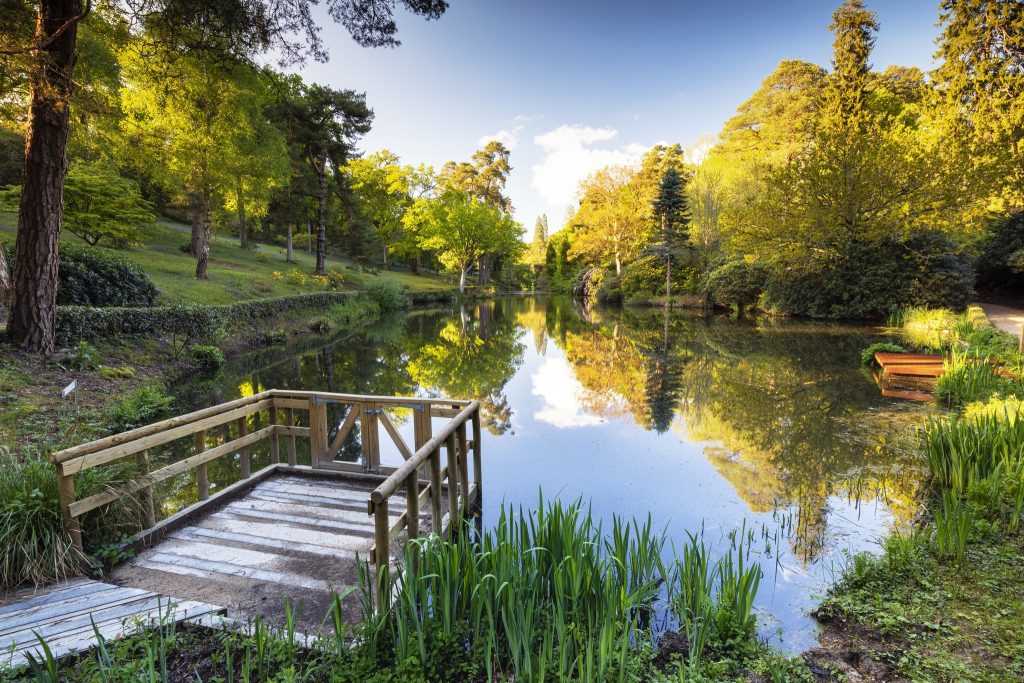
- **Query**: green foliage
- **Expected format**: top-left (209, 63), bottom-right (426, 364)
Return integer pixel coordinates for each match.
top-left (189, 345), bottom-right (225, 372)
top-left (931, 489), bottom-right (973, 563)
top-left (56, 244), bottom-right (160, 308)
top-left (0, 450), bottom-right (137, 591)
top-left (860, 342), bottom-right (906, 368)
top-left (105, 384), bottom-right (175, 434)
top-left (975, 212), bottom-right (1024, 296)
top-left (702, 259), bottom-right (767, 310)
top-left (99, 365), bottom-right (136, 380)
top-left (67, 341), bottom-right (100, 370)
top-left (364, 278), bottom-right (408, 312)
top-left (934, 351), bottom-right (1021, 407)
top-left (0, 164), bottom-right (156, 248)
top-left (898, 306), bottom-right (959, 351)
top-left (923, 410), bottom-right (1024, 499)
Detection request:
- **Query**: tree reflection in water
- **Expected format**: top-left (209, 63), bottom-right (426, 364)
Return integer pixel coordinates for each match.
top-left (162, 296), bottom-right (925, 566)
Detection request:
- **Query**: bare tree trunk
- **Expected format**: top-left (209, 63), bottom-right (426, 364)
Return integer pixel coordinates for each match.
top-left (412, 251), bottom-right (421, 274)
top-left (195, 192), bottom-right (211, 279)
top-left (307, 221), bottom-right (312, 253)
top-left (315, 158), bottom-right (327, 275)
top-left (286, 225), bottom-right (294, 262)
top-left (189, 193), bottom-right (203, 256)
top-left (614, 252), bottom-right (621, 277)
top-left (382, 245), bottom-right (388, 269)
top-left (459, 266), bottom-right (467, 294)
top-left (7, 0), bottom-right (82, 353)
top-left (236, 181), bottom-right (248, 248)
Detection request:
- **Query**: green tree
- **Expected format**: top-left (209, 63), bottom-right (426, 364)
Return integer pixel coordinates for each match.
top-left (1, 163), bottom-right (155, 247)
top-left (932, 0), bottom-right (1024, 209)
top-left (820, 0), bottom-right (878, 132)
top-left (650, 167), bottom-right (690, 305)
top-left (279, 82), bottom-right (372, 274)
top-left (345, 150), bottom-right (412, 268)
top-left (418, 192), bottom-right (524, 293)
top-left (568, 166), bottom-right (646, 277)
top-left (2, 0), bottom-right (447, 353)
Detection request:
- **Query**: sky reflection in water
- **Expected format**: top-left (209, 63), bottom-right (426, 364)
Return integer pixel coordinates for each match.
top-left (181, 295), bottom-right (929, 652)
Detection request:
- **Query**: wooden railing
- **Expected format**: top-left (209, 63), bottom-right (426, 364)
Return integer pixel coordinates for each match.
top-left (50, 390), bottom-right (482, 580)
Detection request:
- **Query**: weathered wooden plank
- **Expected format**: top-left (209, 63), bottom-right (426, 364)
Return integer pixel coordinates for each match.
top-left (276, 425), bottom-right (311, 438)
top-left (270, 390), bottom-right (470, 408)
top-left (378, 410), bottom-right (413, 460)
top-left (168, 527), bottom-right (364, 558)
top-left (68, 427), bottom-right (276, 518)
top-left (328, 406), bottom-right (362, 456)
top-left (138, 553), bottom-right (331, 592)
top-left (196, 516), bottom-right (379, 552)
top-left (0, 578), bottom-right (98, 614)
top-left (0, 586), bottom-right (150, 636)
top-left (220, 499), bottom-right (377, 529)
top-left (61, 400), bottom-right (273, 475)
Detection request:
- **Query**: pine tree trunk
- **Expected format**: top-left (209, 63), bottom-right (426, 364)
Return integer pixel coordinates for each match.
top-left (7, 0), bottom-right (82, 353)
top-left (665, 256), bottom-right (671, 309)
top-left (315, 157), bottom-right (327, 275)
top-left (0, 242), bottom-right (10, 322)
top-left (195, 193), bottom-right (211, 279)
top-left (286, 225), bottom-right (294, 262)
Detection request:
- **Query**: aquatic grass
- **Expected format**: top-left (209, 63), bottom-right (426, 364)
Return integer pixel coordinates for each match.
top-left (934, 350), bottom-right (1018, 407)
top-left (932, 490), bottom-right (973, 563)
top-left (899, 307), bottom-right (959, 351)
top-left (923, 411), bottom-right (1024, 498)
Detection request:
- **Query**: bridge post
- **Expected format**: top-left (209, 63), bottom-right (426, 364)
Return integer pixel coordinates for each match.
top-left (285, 407), bottom-right (297, 466)
top-left (446, 432), bottom-right (460, 537)
top-left (456, 422), bottom-right (469, 514)
top-left (471, 408), bottom-right (482, 494)
top-left (136, 450), bottom-right (156, 528)
top-left (372, 498), bottom-right (390, 612)
top-left (194, 431), bottom-right (208, 500)
top-left (361, 403), bottom-right (381, 472)
top-left (429, 446), bottom-right (443, 530)
top-left (55, 463), bottom-right (82, 551)
top-left (238, 416), bottom-right (250, 479)
top-left (268, 405), bottom-right (280, 464)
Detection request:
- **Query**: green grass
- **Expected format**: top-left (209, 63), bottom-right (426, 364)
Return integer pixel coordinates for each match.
top-left (0, 213), bottom-right (454, 306)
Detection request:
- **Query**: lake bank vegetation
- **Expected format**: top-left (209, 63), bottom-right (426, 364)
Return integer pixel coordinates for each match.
top-left (520, 0), bottom-right (1022, 320)
top-left (813, 307), bottom-right (1024, 679)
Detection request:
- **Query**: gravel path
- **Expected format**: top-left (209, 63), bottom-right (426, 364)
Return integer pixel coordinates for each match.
top-left (978, 302), bottom-right (1024, 341)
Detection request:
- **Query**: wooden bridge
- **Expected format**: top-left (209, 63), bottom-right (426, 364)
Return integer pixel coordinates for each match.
top-left (45, 390), bottom-right (482, 631)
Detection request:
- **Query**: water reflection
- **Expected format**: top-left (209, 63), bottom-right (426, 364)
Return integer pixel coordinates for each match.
top-left (167, 295), bottom-right (928, 650)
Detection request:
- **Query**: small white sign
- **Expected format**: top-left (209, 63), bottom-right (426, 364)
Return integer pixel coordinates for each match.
top-left (61, 380), bottom-right (77, 398)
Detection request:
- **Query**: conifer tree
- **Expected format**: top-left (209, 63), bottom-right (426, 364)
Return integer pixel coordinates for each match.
top-left (651, 167), bottom-right (689, 306)
top-left (821, 0), bottom-right (878, 132)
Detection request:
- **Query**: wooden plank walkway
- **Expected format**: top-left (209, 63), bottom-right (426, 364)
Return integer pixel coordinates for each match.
top-left (109, 473), bottom-right (437, 632)
top-left (0, 578), bottom-right (222, 669)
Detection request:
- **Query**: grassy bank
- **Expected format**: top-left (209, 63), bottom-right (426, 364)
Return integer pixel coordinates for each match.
top-left (814, 307), bottom-right (1024, 681)
top-left (0, 214), bottom-right (454, 305)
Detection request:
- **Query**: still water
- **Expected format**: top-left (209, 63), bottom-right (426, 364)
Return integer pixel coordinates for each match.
top-left (171, 295), bottom-right (928, 652)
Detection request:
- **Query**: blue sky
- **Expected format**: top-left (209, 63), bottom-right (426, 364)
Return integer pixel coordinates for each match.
top-left (295, 0), bottom-right (943, 233)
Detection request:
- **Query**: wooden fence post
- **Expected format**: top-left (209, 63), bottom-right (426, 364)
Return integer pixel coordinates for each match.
top-left (238, 416), bottom-right (250, 479)
top-left (472, 408), bottom-right (482, 494)
top-left (194, 431), bottom-right (208, 501)
top-left (269, 405), bottom-right (280, 464)
top-left (406, 475), bottom-right (420, 540)
top-left (429, 446), bottom-right (443, 532)
top-left (285, 407), bottom-right (297, 466)
top-left (309, 398), bottom-right (328, 468)
top-left (446, 432), bottom-right (460, 537)
top-left (361, 403), bottom-right (381, 471)
top-left (373, 499), bottom-right (390, 612)
top-left (136, 450), bottom-right (156, 529)
top-left (55, 463), bottom-right (82, 551)
top-left (456, 422), bottom-right (470, 514)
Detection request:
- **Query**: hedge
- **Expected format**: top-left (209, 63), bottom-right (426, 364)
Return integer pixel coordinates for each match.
top-left (56, 292), bottom-right (363, 345)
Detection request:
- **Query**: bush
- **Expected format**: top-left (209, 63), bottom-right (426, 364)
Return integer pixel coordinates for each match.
top-left (620, 255), bottom-right (665, 300)
top-left (56, 292), bottom-right (363, 344)
top-left (190, 345), bottom-right (225, 372)
top-left (0, 450), bottom-right (137, 590)
top-left (596, 273), bottom-right (623, 305)
top-left (760, 235), bottom-right (974, 320)
top-left (703, 259), bottom-right (768, 310)
top-left (364, 278), bottom-right (408, 312)
top-left (57, 244), bottom-right (160, 307)
top-left (105, 384), bottom-right (175, 434)
top-left (66, 340), bottom-right (99, 370)
top-left (861, 342), bottom-right (907, 368)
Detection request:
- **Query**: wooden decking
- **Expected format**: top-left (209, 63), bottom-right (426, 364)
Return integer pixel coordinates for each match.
top-left (0, 578), bottom-right (222, 669)
top-left (109, 471), bottom-right (438, 631)
top-left (874, 352), bottom-right (945, 401)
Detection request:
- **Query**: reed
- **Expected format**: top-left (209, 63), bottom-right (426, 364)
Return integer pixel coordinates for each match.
top-left (932, 490), bottom-right (973, 563)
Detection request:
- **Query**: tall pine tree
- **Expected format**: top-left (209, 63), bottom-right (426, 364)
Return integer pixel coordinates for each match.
top-left (651, 167), bottom-right (689, 306)
top-left (821, 0), bottom-right (878, 132)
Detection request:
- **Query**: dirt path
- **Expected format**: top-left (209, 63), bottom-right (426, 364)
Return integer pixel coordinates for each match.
top-left (978, 302), bottom-right (1024, 341)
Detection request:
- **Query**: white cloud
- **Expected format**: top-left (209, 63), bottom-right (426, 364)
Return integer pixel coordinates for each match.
top-left (478, 125), bottom-right (523, 151)
top-left (531, 358), bottom-right (603, 429)
top-left (514, 113), bottom-right (544, 123)
top-left (530, 124), bottom-right (648, 215)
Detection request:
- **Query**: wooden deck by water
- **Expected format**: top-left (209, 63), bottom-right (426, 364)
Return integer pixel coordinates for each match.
top-left (0, 578), bottom-right (222, 668)
top-left (108, 471), bottom-right (438, 631)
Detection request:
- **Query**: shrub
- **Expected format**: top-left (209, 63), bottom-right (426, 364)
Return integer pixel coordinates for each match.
top-left (0, 450), bottom-right (137, 590)
top-left (55, 292), bottom-right (362, 344)
top-left (703, 259), bottom-right (767, 310)
top-left (99, 365), bottom-right (136, 380)
top-left (66, 340), bottom-right (99, 370)
top-left (56, 244), bottom-right (160, 307)
top-left (105, 384), bottom-right (175, 434)
top-left (364, 278), bottom-right (408, 312)
top-left (860, 342), bottom-right (907, 368)
top-left (596, 273), bottom-right (623, 305)
top-left (620, 255), bottom-right (665, 300)
top-left (190, 345), bottom-right (225, 372)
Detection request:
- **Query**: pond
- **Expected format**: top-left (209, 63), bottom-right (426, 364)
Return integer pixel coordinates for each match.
top-left (169, 295), bottom-right (929, 652)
